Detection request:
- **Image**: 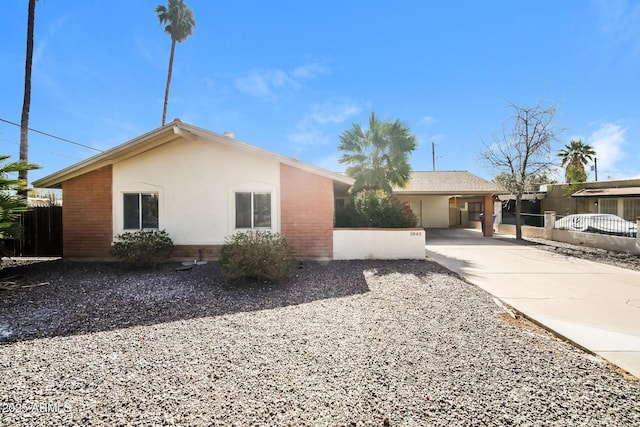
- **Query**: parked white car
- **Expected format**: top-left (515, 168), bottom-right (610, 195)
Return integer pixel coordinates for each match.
top-left (554, 214), bottom-right (638, 237)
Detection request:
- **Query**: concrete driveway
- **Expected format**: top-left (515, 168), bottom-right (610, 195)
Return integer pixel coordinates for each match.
top-left (425, 228), bottom-right (640, 379)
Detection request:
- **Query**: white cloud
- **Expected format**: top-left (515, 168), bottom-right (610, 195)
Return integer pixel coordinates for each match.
top-left (288, 127), bottom-right (331, 147)
top-left (235, 62), bottom-right (331, 101)
top-left (33, 17), bottom-right (66, 66)
top-left (287, 100), bottom-right (362, 148)
top-left (290, 63), bottom-right (330, 80)
top-left (314, 153), bottom-right (344, 173)
top-left (587, 122), bottom-right (627, 171)
top-left (591, 0), bottom-right (640, 55)
top-left (235, 69), bottom-right (298, 101)
top-left (420, 116), bottom-right (435, 126)
top-left (308, 101), bottom-right (362, 125)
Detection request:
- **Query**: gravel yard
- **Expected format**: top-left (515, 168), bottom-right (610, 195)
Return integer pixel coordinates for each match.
top-left (1, 258), bottom-right (639, 426)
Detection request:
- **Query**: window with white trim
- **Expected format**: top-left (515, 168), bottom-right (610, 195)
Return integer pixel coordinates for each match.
top-left (235, 192), bottom-right (271, 229)
top-left (123, 193), bottom-right (159, 230)
top-left (623, 198), bottom-right (640, 221)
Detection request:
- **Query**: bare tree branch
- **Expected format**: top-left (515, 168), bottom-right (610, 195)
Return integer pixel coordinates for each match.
top-left (481, 100), bottom-right (560, 239)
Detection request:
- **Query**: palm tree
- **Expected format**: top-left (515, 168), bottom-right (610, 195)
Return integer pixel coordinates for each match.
top-left (557, 139), bottom-right (596, 183)
top-left (338, 112), bottom-right (416, 193)
top-left (156, 0), bottom-right (196, 126)
top-left (19, 0), bottom-right (37, 193)
top-left (0, 155), bottom-right (40, 239)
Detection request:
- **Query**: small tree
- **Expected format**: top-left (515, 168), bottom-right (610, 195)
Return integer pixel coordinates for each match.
top-left (335, 190), bottom-right (417, 228)
top-left (0, 155), bottom-right (40, 240)
top-left (338, 112), bottom-right (416, 194)
top-left (557, 139), bottom-right (595, 184)
top-left (481, 101), bottom-right (560, 240)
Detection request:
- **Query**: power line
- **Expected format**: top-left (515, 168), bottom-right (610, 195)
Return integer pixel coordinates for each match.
top-left (0, 138), bottom-right (82, 161)
top-left (0, 117), bottom-right (104, 153)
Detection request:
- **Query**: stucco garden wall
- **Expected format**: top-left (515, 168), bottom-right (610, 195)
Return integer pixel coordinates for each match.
top-left (333, 228), bottom-right (426, 260)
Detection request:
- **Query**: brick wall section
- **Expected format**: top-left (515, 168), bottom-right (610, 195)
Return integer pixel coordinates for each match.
top-left (280, 163), bottom-right (334, 259)
top-left (61, 165), bottom-right (113, 258)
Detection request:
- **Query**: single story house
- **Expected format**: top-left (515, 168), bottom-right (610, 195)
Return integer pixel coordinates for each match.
top-left (392, 171), bottom-right (503, 234)
top-left (495, 179), bottom-right (640, 227)
top-left (33, 119), bottom-right (353, 261)
top-left (542, 179), bottom-right (640, 221)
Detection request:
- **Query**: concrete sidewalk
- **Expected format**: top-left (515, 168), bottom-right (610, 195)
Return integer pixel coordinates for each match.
top-left (425, 228), bottom-right (640, 379)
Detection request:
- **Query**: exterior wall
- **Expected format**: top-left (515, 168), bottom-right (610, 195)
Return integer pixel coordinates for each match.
top-left (333, 228), bottom-right (426, 260)
top-left (496, 223), bottom-right (545, 238)
top-left (61, 165), bottom-right (113, 259)
top-left (541, 210), bottom-right (640, 254)
top-left (280, 163), bottom-right (334, 259)
top-left (551, 229), bottom-right (639, 254)
top-left (395, 195), bottom-right (450, 228)
top-left (112, 136), bottom-right (281, 259)
top-left (172, 245), bottom-right (222, 261)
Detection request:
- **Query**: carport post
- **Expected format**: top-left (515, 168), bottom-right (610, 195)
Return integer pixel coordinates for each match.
top-left (483, 195), bottom-right (494, 237)
top-left (543, 211), bottom-right (556, 240)
top-left (636, 217), bottom-right (640, 250)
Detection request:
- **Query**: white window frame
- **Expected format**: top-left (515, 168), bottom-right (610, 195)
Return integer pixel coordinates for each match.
top-left (234, 191), bottom-right (272, 229)
top-left (123, 192), bottom-right (159, 231)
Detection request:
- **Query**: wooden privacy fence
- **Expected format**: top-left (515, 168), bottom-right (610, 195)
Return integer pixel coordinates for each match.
top-left (2, 206), bottom-right (62, 257)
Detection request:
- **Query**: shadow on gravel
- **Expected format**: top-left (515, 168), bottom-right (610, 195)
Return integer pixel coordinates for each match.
top-left (0, 258), bottom-right (445, 344)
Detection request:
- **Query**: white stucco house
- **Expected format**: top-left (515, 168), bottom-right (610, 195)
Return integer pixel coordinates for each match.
top-left (32, 119), bottom-right (353, 260)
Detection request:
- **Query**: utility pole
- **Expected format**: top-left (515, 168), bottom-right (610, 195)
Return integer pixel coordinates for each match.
top-left (432, 141), bottom-right (436, 171)
top-left (594, 157), bottom-right (598, 181)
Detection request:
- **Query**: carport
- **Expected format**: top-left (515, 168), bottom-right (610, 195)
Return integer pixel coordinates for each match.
top-left (393, 171), bottom-right (503, 236)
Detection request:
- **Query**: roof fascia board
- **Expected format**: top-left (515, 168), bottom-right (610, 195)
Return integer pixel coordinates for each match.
top-left (33, 127), bottom-right (179, 188)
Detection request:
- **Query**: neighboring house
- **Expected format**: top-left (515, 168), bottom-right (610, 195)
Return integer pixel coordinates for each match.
top-left (541, 179), bottom-right (640, 221)
top-left (32, 119), bottom-right (353, 261)
top-left (392, 171), bottom-right (503, 230)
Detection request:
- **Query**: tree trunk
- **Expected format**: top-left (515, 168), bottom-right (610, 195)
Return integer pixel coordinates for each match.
top-left (162, 38), bottom-right (176, 126)
top-left (515, 194), bottom-right (523, 240)
top-left (19, 0), bottom-right (37, 194)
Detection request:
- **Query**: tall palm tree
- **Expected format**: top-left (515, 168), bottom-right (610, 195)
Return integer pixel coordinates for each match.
top-left (19, 0), bottom-right (37, 193)
top-left (557, 139), bottom-right (596, 183)
top-left (338, 112), bottom-right (416, 193)
top-left (156, 0), bottom-right (196, 126)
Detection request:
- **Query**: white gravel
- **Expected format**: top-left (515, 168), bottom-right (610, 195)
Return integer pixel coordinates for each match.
top-left (1, 259), bottom-right (639, 426)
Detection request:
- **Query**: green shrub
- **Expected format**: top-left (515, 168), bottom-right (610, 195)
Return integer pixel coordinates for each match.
top-left (219, 230), bottom-right (296, 284)
top-left (110, 230), bottom-right (174, 268)
top-left (335, 189), bottom-right (418, 228)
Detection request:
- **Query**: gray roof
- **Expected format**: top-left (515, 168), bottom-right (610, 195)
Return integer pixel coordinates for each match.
top-left (393, 171), bottom-right (503, 195)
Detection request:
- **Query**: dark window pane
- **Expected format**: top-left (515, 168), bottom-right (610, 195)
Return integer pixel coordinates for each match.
top-left (124, 194), bottom-right (140, 229)
top-left (253, 193), bottom-right (271, 228)
top-left (235, 192), bottom-right (252, 228)
top-left (141, 194), bottom-right (159, 228)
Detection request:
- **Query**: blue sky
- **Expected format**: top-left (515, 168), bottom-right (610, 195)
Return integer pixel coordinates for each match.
top-left (1, 0), bottom-right (639, 185)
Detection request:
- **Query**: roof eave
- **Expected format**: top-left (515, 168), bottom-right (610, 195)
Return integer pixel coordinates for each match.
top-left (33, 120), bottom-right (355, 188)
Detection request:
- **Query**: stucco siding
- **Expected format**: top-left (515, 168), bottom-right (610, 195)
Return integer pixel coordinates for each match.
top-left (396, 195), bottom-right (450, 228)
top-left (112, 137), bottom-right (281, 246)
top-left (280, 163), bottom-right (334, 259)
